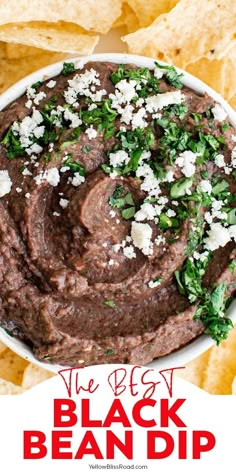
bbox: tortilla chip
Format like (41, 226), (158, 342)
(0, 41), (7, 58)
(222, 45), (236, 100)
(186, 58), (226, 98)
(202, 325), (236, 395)
(122, 0), (236, 68)
(229, 95), (236, 110)
(0, 349), (28, 385)
(0, 378), (25, 395)
(5, 43), (48, 59)
(0, 0), (122, 34)
(113, 3), (140, 33)
(175, 349), (211, 389)
(0, 22), (99, 54)
(0, 341), (7, 355)
(232, 378), (236, 394)
(22, 364), (54, 389)
(127, 0), (178, 27)
(0, 51), (69, 93)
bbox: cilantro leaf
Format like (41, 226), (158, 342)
(229, 260), (236, 274)
(104, 300), (116, 308)
(154, 62), (183, 89)
(61, 62), (75, 76)
(170, 177), (193, 198)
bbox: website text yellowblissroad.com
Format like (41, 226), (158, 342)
(88, 465), (148, 470)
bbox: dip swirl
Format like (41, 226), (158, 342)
(0, 60), (235, 366)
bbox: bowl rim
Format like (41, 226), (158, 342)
(0, 52), (235, 374)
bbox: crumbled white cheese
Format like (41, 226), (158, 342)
(60, 166), (70, 173)
(136, 163), (161, 196)
(88, 103), (97, 111)
(25, 99), (32, 109)
(215, 154), (225, 168)
(131, 221), (153, 255)
(193, 250), (209, 261)
(155, 234), (166, 246)
(229, 225), (236, 241)
(22, 168), (32, 176)
(109, 150), (129, 167)
(16, 187), (22, 193)
(211, 104), (227, 122)
(204, 211), (213, 224)
(175, 150), (198, 177)
(134, 202), (157, 221)
(145, 90), (184, 113)
(109, 210), (116, 218)
(46, 168), (60, 187)
(199, 180), (212, 194)
(64, 68), (106, 105)
(108, 259), (115, 266)
(64, 108), (82, 128)
(123, 245), (136, 259)
(166, 209), (176, 217)
(139, 150), (151, 164)
(131, 108), (147, 130)
(46, 80), (56, 89)
(115, 79), (138, 103)
(0, 170), (12, 197)
(33, 125), (45, 139)
(148, 279), (161, 288)
(85, 126), (97, 140)
(59, 198), (69, 209)
(53, 211), (60, 217)
(71, 172), (85, 187)
(204, 222), (231, 251)
(25, 193), (31, 199)
(165, 170), (175, 182)
(231, 147), (236, 167)
(153, 67), (164, 79)
(33, 91), (46, 105)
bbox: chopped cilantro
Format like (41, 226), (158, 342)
(105, 349), (114, 355)
(60, 139), (79, 149)
(62, 155), (85, 175)
(109, 185), (125, 207)
(109, 186), (135, 219)
(229, 260), (236, 274)
(165, 104), (188, 120)
(159, 213), (179, 230)
(44, 153), (52, 163)
(110, 64), (161, 97)
(43, 95), (58, 112)
(61, 62), (75, 76)
(191, 113), (202, 124)
(175, 257), (209, 303)
(82, 145), (90, 154)
(193, 282), (233, 345)
(170, 177), (193, 198)
(212, 179), (229, 196)
(1, 128), (24, 159)
(227, 208), (236, 225)
(222, 123), (229, 133)
(175, 257), (233, 344)
(32, 81), (42, 90)
(185, 217), (204, 256)
(154, 62), (183, 89)
(121, 206), (135, 220)
(104, 300), (116, 308)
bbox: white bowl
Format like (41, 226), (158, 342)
(0, 53), (235, 373)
